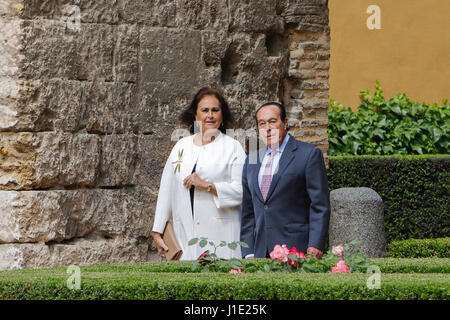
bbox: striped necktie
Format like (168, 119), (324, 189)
(260, 150), (277, 201)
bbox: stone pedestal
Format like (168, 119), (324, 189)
(329, 187), (386, 258)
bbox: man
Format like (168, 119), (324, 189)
(240, 102), (330, 259)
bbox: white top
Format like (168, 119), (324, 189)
(152, 132), (247, 260)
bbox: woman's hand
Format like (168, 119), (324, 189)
(183, 173), (208, 190)
(153, 232), (169, 255)
(183, 173), (218, 196)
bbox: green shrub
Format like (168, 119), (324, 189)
(0, 266), (448, 300)
(327, 155), (450, 243)
(328, 82), (450, 156)
(387, 238), (450, 258)
(65, 257), (450, 274)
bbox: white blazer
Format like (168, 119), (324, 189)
(152, 132), (247, 260)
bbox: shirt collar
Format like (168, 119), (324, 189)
(267, 133), (290, 156)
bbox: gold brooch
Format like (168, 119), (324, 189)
(173, 149), (183, 173)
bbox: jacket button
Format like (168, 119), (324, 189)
(264, 205), (268, 209)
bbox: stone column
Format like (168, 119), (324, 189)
(329, 187), (386, 258)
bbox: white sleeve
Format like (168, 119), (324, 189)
(212, 141), (247, 209)
(152, 150), (175, 234)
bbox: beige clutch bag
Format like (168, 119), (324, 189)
(162, 221), (183, 261)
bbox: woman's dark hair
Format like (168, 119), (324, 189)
(180, 87), (234, 134)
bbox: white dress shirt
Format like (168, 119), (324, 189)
(246, 133), (290, 259)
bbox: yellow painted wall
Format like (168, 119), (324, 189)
(329, 0), (450, 110)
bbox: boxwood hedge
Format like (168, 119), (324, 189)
(327, 155), (449, 243)
(0, 259), (448, 300)
(387, 238), (450, 258)
(70, 258), (450, 274)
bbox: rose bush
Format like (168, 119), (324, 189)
(229, 268), (243, 274)
(188, 237), (249, 272)
(332, 244), (344, 257)
(331, 260), (351, 274)
(257, 241), (370, 274)
(189, 238), (371, 274)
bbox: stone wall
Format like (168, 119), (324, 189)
(0, 0), (330, 269)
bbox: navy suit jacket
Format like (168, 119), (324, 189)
(240, 134), (331, 258)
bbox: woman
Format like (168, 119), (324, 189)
(152, 87), (246, 260)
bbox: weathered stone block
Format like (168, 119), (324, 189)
(114, 24), (138, 83)
(139, 27), (204, 100)
(299, 79), (329, 90)
(14, 79), (84, 132)
(1, 79), (139, 133)
(201, 30), (231, 66)
(0, 132), (101, 190)
(0, 19), (23, 77)
(176, 0), (228, 30)
(0, 236), (156, 270)
(20, 19), (114, 80)
(132, 135), (176, 188)
(0, 187), (155, 244)
(0, 0), (24, 17)
(221, 33), (286, 99)
(97, 134), (139, 187)
(82, 81), (139, 134)
(118, 0), (176, 26)
(138, 27), (216, 134)
(329, 187), (386, 258)
(299, 119), (328, 127)
(11, 0), (119, 23)
(288, 70), (315, 79)
(229, 0), (284, 33)
(0, 78), (21, 130)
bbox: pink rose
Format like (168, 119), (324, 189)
(198, 253), (209, 266)
(229, 268), (243, 274)
(332, 244), (344, 256)
(331, 260), (350, 274)
(287, 247), (307, 266)
(270, 244), (289, 262)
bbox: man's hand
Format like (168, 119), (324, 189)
(307, 247), (323, 260)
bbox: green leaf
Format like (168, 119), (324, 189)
(228, 242), (238, 250)
(238, 241), (250, 248)
(199, 239), (208, 248)
(200, 267), (210, 273)
(230, 260), (243, 270)
(288, 254), (299, 261)
(302, 264), (322, 273)
(188, 238), (199, 246)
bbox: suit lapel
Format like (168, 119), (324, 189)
(251, 148), (265, 203)
(264, 134), (297, 202)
